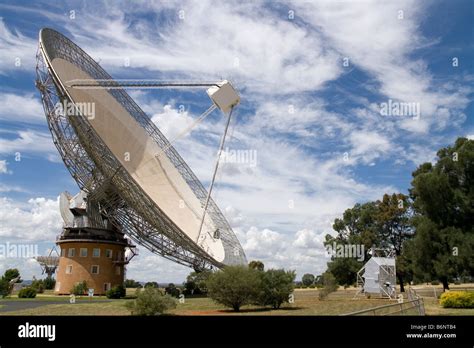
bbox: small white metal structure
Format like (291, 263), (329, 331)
(35, 247), (60, 278)
(355, 249), (396, 299)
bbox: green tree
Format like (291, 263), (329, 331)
(144, 282), (159, 288)
(257, 269), (295, 309)
(124, 279), (142, 288)
(206, 266), (261, 311)
(0, 279), (10, 298)
(3, 269), (21, 283)
(184, 270), (211, 295)
(249, 260), (265, 271)
(164, 283), (180, 298)
(43, 276), (56, 290)
(409, 138), (474, 290)
(318, 272), (338, 300)
(301, 273), (315, 286)
(324, 202), (379, 286)
(376, 193), (413, 292)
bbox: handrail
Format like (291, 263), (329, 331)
(341, 298), (423, 316)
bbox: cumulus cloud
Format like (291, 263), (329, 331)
(0, 196), (61, 242)
(0, 130), (59, 161)
(0, 92), (44, 124)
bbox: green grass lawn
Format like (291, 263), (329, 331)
(1, 287), (473, 316)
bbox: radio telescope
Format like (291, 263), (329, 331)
(35, 28), (247, 272)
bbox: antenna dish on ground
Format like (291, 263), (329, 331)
(35, 28), (247, 270)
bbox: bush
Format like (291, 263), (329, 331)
(207, 266), (261, 311)
(144, 282), (159, 288)
(70, 281), (88, 295)
(318, 272), (338, 300)
(126, 287), (176, 315)
(309, 284), (316, 289)
(431, 281), (440, 285)
(106, 285), (126, 299)
(256, 269), (295, 309)
(43, 277), (56, 290)
(31, 279), (45, 294)
(439, 291), (474, 308)
(18, 287), (37, 298)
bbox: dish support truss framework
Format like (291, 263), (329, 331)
(35, 29), (246, 271)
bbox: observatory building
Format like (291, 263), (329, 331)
(54, 191), (135, 295)
(35, 27), (246, 286)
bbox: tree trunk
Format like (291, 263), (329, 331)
(441, 277), (449, 291)
(398, 275), (405, 293)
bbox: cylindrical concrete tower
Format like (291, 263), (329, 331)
(55, 227), (129, 295)
(54, 191), (136, 296)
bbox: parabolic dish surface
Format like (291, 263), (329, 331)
(37, 28), (246, 268)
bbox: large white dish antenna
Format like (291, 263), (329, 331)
(36, 28), (246, 270)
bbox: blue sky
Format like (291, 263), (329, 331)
(0, 0), (473, 282)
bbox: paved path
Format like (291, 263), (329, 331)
(0, 299), (111, 312)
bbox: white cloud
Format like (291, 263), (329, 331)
(349, 130), (392, 165)
(0, 17), (37, 74)
(294, 0), (471, 133)
(0, 196), (61, 242)
(0, 130), (59, 161)
(293, 229), (325, 249)
(0, 92), (44, 123)
(0, 159), (11, 174)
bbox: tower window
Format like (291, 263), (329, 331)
(115, 266), (121, 275)
(80, 248), (88, 257)
(106, 249), (112, 258)
(66, 265), (73, 274)
(92, 248), (100, 258)
(68, 248), (75, 257)
(91, 265), (99, 274)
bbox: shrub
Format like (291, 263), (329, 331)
(126, 287), (176, 315)
(318, 272), (338, 300)
(43, 277), (56, 290)
(431, 281), (440, 285)
(207, 266), (261, 311)
(106, 285), (126, 299)
(18, 287), (37, 298)
(439, 291), (474, 308)
(70, 280), (88, 295)
(309, 284), (316, 289)
(31, 279), (45, 294)
(256, 269), (295, 309)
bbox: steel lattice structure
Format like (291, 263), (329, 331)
(35, 28), (246, 271)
